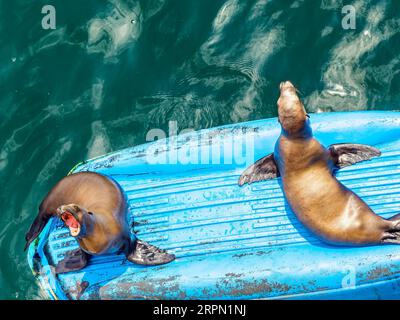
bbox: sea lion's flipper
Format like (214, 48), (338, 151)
(127, 239), (175, 266)
(382, 215), (400, 244)
(329, 143), (381, 169)
(381, 231), (400, 244)
(55, 248), (89, 274)
(24, 210), (53, 251)
(238, 153), (279, 186)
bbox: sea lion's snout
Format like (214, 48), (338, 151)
(57, 204), (83, 237)
(277, 80), (301, 111)
(277, 81), (309, 136)
(279, 81), (295, 91)
(279, 81), (298, 99)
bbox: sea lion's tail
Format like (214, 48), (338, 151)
(24, 211), (51, 251)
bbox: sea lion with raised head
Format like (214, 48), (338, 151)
(25, 171), (175, 273)
(239, 81), (400, 246)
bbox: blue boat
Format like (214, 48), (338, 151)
(27, 111), (400, 300)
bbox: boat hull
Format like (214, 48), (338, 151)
(27, 111), (400, 300)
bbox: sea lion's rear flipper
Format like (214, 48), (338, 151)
(238, 153), (279, 186)
(55, 248), (89, 274)
(329, 143), (381, 169)
(382, 214), (400, 244)
(24, 211), (52, 251)
(381, 231), (400, 244)
(127, 239), (175, 266)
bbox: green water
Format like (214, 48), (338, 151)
(0, 0), (399, 299)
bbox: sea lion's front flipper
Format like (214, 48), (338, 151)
(55, 248), (89, 274)
(127, 239), (175, 266)
(329, 143), (381, 169)
(238, 153), (279, 186)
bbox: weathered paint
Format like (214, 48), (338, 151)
(27, 111), (400, 299)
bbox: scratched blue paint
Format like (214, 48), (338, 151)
(27, 111), (400, 299)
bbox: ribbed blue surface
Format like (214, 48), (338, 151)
(28, 112), (400, 299)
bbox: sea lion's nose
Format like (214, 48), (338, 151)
(280, 81), (294, 90)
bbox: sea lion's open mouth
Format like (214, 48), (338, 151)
(60, 212), (81, 237)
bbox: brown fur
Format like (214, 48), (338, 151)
(30, 172), (129, 254)
(26, 171), (175, 268)
(276, 81), (398, 245)
(237, 81), (400, 245)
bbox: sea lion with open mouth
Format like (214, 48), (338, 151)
(25, 171), (175, 273)
(239, 81), (400, 246)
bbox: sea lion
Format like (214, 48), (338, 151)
(25, 171), (175, 273)
(239, 81), (400, 246)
